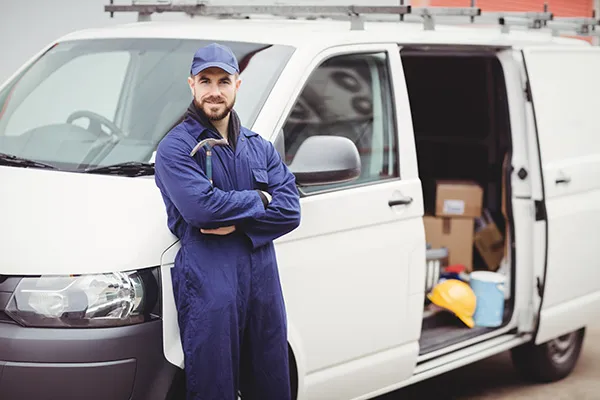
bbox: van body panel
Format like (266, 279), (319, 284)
(302, 342), (418, 400)
(343, 335), (531, 400)
(275, 147), (426, 400)
(159, 244), (183, 368)
(276, 188), (425, 368)
(409, 334), (531, 387)
(495, 49), (535, 332)
(496, 50), (531, 199)
(521, 46), (600, 344)
(251, 43), (427, 398)
(536, 291), (600, 345)
(0, 166), (172, 276)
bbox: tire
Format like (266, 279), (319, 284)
(165, 368), (186, 400)
(510, 327), (586, 383)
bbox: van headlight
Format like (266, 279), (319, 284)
(5, 269), (159, 328)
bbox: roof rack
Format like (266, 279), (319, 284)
(410, 6), (481, 31)
(104, 1), (600, 40)
(498, 14), (553, 34)
(104, 0), (483, 30)
(547, 15), (600, 37)
(105, 1), (413, 27)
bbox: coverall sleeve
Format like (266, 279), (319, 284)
(155, 137), (266, 229)
(243, 142), (301, 250)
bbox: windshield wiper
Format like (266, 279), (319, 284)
(0, 152), (57, 170)
(83, 161), (155, 177)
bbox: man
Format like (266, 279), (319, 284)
(154, 43), (301, 400)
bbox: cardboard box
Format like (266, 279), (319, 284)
(435, 180), (483, 219)
(474, 211), (505, 271)
(424, 216), (475, 272)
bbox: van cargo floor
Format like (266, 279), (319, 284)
(419, 323), (496, 355)
(419, 304), (511, 355)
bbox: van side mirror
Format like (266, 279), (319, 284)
(288, 135), (361, 187)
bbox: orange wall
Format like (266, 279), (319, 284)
(411, 0), (595, 43)
(424, 0), (594, 17)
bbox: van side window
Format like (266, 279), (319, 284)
(282, 51), (398, 193)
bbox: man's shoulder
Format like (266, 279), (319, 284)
(242, 127), (285, 167)
(157, 121), (196, 155)
(241, 126), (259, 137)
(242, 127), (271, 148)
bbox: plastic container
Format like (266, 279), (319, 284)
(469, 271), (506, 327)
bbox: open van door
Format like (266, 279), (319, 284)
(521, 46), (600, 345)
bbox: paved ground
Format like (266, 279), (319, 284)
(377, 321), (600, 400)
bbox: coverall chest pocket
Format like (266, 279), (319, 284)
(251, 168), (269, 191)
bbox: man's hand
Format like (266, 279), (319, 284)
(256, 190), (272, 209)
(201, 226), (237, 235)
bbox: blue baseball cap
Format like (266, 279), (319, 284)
(190, 43), (239, 76)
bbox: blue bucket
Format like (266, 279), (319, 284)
(469, 271), (505, 328)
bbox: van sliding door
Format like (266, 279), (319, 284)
(521, 46), (600, 345)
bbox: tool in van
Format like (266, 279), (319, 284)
(190, 138), (229, 184)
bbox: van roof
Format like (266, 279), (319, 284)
(57, 17), (591, 49)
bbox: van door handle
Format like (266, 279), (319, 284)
(389, 197), (413, 207)
(555, 177), (571, 184)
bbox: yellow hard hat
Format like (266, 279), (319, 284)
(427, 279), (477, 329)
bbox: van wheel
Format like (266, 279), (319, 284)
(165, 368), (186, 400)
(510, 328), (585, 383)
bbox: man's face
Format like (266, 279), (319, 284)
(188, 67), (241, 121)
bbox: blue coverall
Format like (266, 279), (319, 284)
(154, 115), (301, 400)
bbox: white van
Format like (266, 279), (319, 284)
(0, 3), (599, 399)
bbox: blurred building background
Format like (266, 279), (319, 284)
(417, 0), (599, 43)
(414, 0), (593, 16)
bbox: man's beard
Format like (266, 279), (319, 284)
(196, 95), (235, 121)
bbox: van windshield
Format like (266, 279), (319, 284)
(0, 38), (294, 174)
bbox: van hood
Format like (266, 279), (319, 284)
(0, 166), (176, 276)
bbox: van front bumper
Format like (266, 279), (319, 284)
(0, 319), (180, 400)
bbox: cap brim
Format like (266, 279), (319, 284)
(457, 314), (475, 329)
(191, 61), (237, 76)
